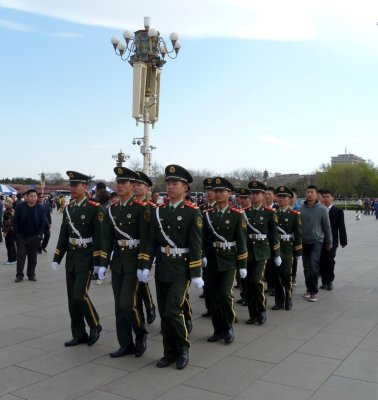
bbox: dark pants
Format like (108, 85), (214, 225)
(291, 256), (298, 279)
(156, 280), (190, 358)
(274, 256), (293, 305)
(16, 235), (39, 279)
(302, 242), (322, 294)
(319, 244), (337, 284)
(246, 259), (267, 316)
(66, 268), (99, 338)
(264, 258), (275, 290)
(38, 227), (51, 252)
(5, 232), (17, 262)
(202, 267), (211, 310)
(137, 282), (155, 323)
(207, 268), (236, 334)
(112, 270), (147, 347)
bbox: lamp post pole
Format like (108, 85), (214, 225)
(111, 17), (181, 175)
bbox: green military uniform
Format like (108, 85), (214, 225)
(203, 178), (247, 343)
(53, 171), (106, 344)
(141, 165), (202, 368)
(104, 167), (149, 357)
(274, 186), (302, 310)
(134, 170), (156, 325)
(244, 180), (280, 324)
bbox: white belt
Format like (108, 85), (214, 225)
(248, 233), (267, 240)
(280, 234), (293, 242)
(161, 246), (189, 257)
(213, 241), (236, 249)
(69, 237), (93, 247)
(117, 239), (140, 248)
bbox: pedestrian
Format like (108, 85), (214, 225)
(0, 195), (3, 243)
(2, 197), (17, 265)
(272, 186), (302, 310)
(289, 187), (299, 286)
(13, 189), (46, 282)
(37, 193), (51, 253)
(141, 164), (204, 370)
(244, 180), (281, 325)
(52, 171), (106, 347)
(319, 189), (347, 291)
(299, 185), (332, 302)
(104, 167), (149, 358)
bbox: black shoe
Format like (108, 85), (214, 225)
(207, 332), (225, 342)
(146, 307), (156, 324)
(42, 248), (47, 253)
(201, 310), (211, 318)
(15, 276), (23, 283)
(156, 356), (175, 368)
(224, 328), (234, 345)
(176, 349), (189, 370)
(65, 334), (88, 347)
(135, 334), (147, 357)
(285, 298), (293, 310)
(327, 283), (333, 291)
(199, 293), (205, 299)
(185, 319), (193, 334)
(28, 276), (37, 282)
(110, 345), (135, 358)
(87, 324), (102, 346)
(257, 312), (267, 325)
(320, 283), (328, 290)
(236, 298), (244, 304)
(37, 251), (42, 255)
(234, 283), (240, 289)
(92, 273), (99, 280)
(242, 300), (248, 307)
(271, 304), (284, 310)
(269, 290), (275, 297)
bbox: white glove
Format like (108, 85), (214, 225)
(142, 269), (150, 283)
(137, 269), (143, 282)
(274, 256), (282, 267)
(202, 257), (207, 268)
(93, 266), (100, 274)
(191, 277), (204, 289)
(239, 268), (247, 279)
(51, 262), (60, 271)
(98, 267), (106, 280)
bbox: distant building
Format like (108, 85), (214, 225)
(272, 173), (301, 184)
(331, 153), (365, 165)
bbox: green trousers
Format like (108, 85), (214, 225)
(112, 270), (147, 347)
(137, 282), (155, 322)
(66, 268), (99, 338)
(207, 269), (236, 333)
(274, 255), (293, 305)
(246, 259), (267, 316)
(155, 280), (190, 358)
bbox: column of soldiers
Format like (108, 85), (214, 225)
(52, 166), (302, 371)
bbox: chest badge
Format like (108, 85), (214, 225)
(127, 214), (131, 219)
(177, 216), (182, 221)
(81, 215), (85, 219)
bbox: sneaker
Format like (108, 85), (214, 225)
(5, 261), (17, 265)
(308, 294), (318, 302)
(303, 291), (311, 298)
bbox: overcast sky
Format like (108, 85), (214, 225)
(1, 0), (378, 181)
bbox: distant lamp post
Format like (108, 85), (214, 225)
(40, 172), (46, 194)
(111, 16), (181, 175)
(112, 149), (130, 167)
(263, 169), (269, 184)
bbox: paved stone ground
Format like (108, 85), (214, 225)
(0, 210), (377, 399)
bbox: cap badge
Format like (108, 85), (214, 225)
(253, 182), (257, 187)
(280, 186), (284, 191)
(207, 178), (212, 184)
(68, 172), (74, 178)
(169, 166), (176, 173)
(117, 167), (123, 175)
(215, 178), (221, 184)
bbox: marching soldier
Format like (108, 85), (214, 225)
(199, 177), (216, 318)
(141, 164), (204, 370)
(133, 170), (157, 325)
(52, 171), (106, 347)
(203, 177), (247, 344)
(243, 180), (281, 325)
(272, 186), (302, 310)
(235, 188), (251, 306)
(104, 167), (149, 358)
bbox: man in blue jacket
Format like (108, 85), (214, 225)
(13, 189), (46, 282)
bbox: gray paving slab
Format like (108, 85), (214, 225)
(0, 210), (376, 399)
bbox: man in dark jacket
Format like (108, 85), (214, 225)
(13, 189), (46, 282)
(319, 190), (347, 290)
(37, 193), (52, 253)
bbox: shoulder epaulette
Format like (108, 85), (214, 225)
(230, 206), (243, 214)
(184, 200), (198, 209)
(290, 209), (301, 215)
(264, 206), (275, 212)
(88, 200), (100, 207)
(206, 207), (214, 213)
(133, 199), (147, 206)
(147, 200), (157, 208)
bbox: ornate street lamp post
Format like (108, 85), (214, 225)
(111, 17), (181, 175)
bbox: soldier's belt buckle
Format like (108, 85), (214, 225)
(165, 246), (170, 256)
